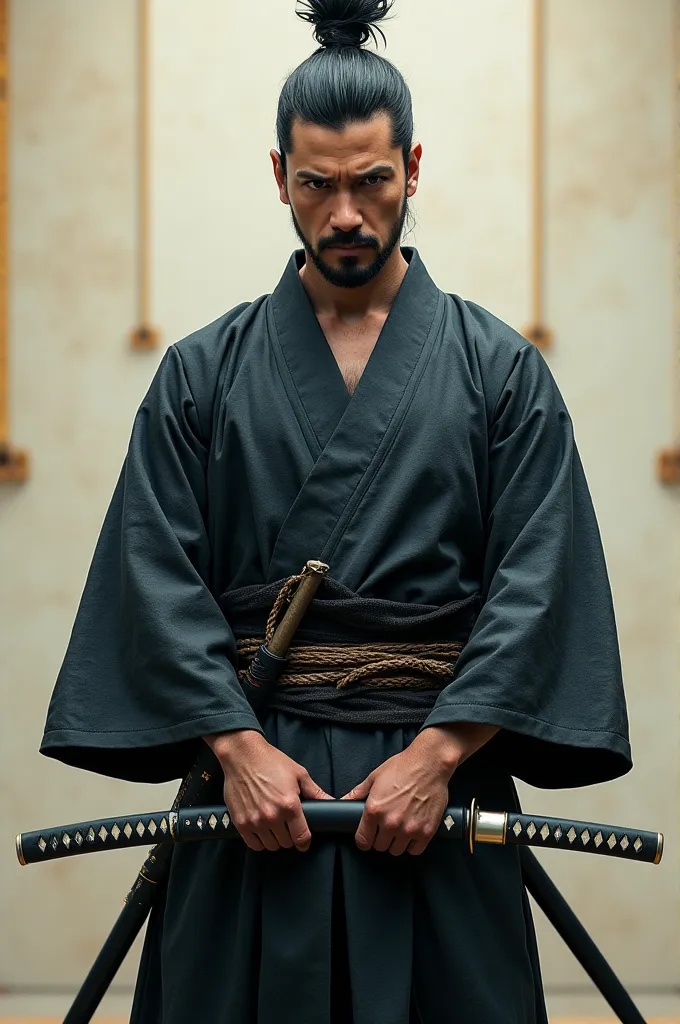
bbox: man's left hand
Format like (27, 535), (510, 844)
(339, 723), (499, 856)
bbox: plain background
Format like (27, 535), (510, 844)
(0, 0), (677, 999)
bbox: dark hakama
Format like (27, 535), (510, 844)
(41, 249), (631, 1023)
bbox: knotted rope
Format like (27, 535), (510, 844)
(236, 573), (463, 691)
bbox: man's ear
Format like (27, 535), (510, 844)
(406, 142), (422, 198)
(270, 149), (290, 206)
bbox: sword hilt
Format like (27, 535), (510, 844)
(240, 560), (329, 708)
(16, 801), (663, 867)
(467, 799), (663, 865)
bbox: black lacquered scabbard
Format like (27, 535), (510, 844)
(17, 800), (663, 867)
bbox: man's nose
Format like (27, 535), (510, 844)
(329, 194), (363, 234)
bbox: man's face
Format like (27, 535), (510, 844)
(271, 114), (420, 288)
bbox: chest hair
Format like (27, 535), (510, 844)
(319, 315), (387, 396)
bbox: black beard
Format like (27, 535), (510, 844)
(289, 194), (409, 289)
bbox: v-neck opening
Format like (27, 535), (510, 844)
(265, 246), (445, 581)
(295, 248), (416, 408)
(269, 248), (423, 452)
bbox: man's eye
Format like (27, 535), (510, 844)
(305, 180), (330, 190)
(362, 176), (386, 186)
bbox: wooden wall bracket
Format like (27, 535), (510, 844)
(523, 0), (552, 352)
(0, 0), (28, 483)
(657, 8), (680, 484)
(130, 324), (160, 351)
(0, 441), (28, 482)
(657, 447), (680, 485)
(130, 0), (159, 351)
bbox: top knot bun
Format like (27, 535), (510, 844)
(297, 0), (394, 49)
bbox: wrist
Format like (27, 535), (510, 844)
(410, 726), (464, 776)
(203, 728), (266, 767)
(413, 722), (500, 776)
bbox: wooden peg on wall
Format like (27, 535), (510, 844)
(657, 448), (680, 484)
(522, 0), (553, 351)
(130, 0), (159, 351)
(0, 0), (28, 483)
(656, 14), (680, 484)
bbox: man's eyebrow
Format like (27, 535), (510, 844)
(295, 169), (333, 181)
(355, 164), (395, 177)
(295, 164), (396, 181)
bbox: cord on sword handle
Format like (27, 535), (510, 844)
(16, 802), (663, 867)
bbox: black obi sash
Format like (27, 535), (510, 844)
(219, 578), (481, 728)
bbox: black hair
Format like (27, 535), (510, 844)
(276, 0), (413, 175)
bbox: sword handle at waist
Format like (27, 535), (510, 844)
(468, 799), (663, 865)
(16, 801), (662, 867)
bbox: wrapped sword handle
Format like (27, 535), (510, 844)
(469, 800), (663, 865)
(17, 801), (663, 867)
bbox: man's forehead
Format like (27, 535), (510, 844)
(287, 114), (399, 172)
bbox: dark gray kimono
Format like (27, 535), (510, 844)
(42, 248), (631, 1024)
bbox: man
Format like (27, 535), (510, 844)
(41, 2), (631, 1021)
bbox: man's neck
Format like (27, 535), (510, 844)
(298, 247), (410, 322)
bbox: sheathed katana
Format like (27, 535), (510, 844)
(16, 560), (664, 1024)
(16, 798), (664, 867)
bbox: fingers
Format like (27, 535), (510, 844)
(340, 775), (372, 801)
(354, 808), (379, 851)
(238, 829), (266, 852)
(405, 838), (430, 856)
(355, 805), (436, 856)
(286, 804), (313, 852)
(234, 797), (313, 853)
(298, 770), (334, 802)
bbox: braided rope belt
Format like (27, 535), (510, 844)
(236, 572), (464, 691)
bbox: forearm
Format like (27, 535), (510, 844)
(412, 722), (500, 777)
(203, 728), (266, 767)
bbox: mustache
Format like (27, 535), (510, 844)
(317, 231), (380, 252)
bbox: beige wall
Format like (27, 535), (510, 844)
(0, 0), (677, 994)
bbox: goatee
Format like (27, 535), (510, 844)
(289, 195), (409, 289)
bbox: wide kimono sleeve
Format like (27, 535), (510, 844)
(421, 336), (632, 788)
(40, 342), (264, 783)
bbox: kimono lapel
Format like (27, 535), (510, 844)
(268, 250), (351, 457)
(266, 247), (445, 583)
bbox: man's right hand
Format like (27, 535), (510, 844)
(204, 729), (333, 852)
